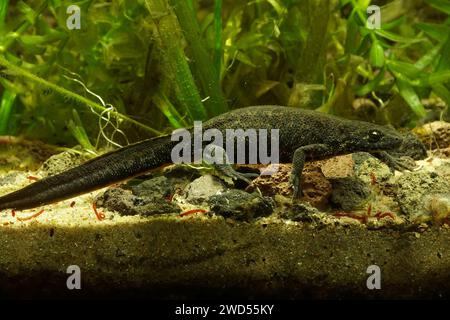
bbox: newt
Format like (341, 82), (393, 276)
(0, 105), (426, 210)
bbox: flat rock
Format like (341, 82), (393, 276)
(95, 187), (180, 216)
(208, 190), (274, 221)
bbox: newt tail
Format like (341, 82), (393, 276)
(0, 135), (174, 210)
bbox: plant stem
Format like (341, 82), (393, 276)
(145, 0), (207, 121)
(0, 0), (8, 28)
(153, 92), (189, 128)
(213, 0), (223, 81)
(0, 89), (16, 135)
(170, 0), (228, 117)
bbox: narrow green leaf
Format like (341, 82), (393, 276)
(415, 42), (444, 70)
(213, 0), (223, 79)
(370, 40), (385, 68)
(413, 70), (450, 87)
(395, 73), (427, 118)
(153, 93), (188, 129)
(169, 0), (228, 117)
(437, 35), (450, 71)
(425, 70), (450, 86)
(67, 109), (95, 153)
(375, 29), (425, 44)
(381, 16), (405, 30)
(0, 0), (8, 27)
(267, 0), (286, 15)
(0, 89), (16, 135)
(345, 11), (360, 54)
(425, 0), (450, 15)
(355, 67), (386, 96)
(416, 22), (450, 41)
(387, 60), (422, 79)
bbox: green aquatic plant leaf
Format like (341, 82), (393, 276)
(416, 22), (450, 41)
(0, 0), (8, 27)
(375, 29), (425, 45)
(213, 0), (223, 79)
(170, 0), (228, 117)
(419, 70), (450, 86)
(355, 67), (386, 96)
(380, 16), (406, 31)
(153, 93), (188, 129)
(414, 42), (444, 70)
(425, 0), (450, 15)
(67, 109), (96, 154)
(0, 54), (162, 135)
(437, 35), (450, 72)
(387, 60), (422, 80)
(145, 0), (207, 122)
(0, 89), (16, 135)
(394, 72), (427, 118)
(370, 40), (385, 68)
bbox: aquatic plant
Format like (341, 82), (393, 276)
(0, 0), (449, 150)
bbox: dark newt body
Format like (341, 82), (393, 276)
(0, 106), (422, 211)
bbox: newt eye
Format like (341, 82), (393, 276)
(368, 130), (382, 143)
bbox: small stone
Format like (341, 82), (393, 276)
(352, 152), (392, 184)
(131, 176), (174, 200)
(39, 151), (88, 177)
(184, 175), (226, 205)
(96, 187), (180, 216)
(281, 202), (320, 222)
(330, 178), (371, 211)
(208, 190), (274, 221)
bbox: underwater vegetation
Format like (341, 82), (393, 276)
(0, 0), (449, 150)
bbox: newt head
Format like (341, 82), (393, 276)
(329, 120), (404, 153)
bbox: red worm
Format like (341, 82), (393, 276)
(179, 209), (207, 217)
(92, 203), (105, 221)
(16, 209), (45, 222)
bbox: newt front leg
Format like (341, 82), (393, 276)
(290, 144), (330, 198)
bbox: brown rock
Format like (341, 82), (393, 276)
(246, 162), (332, 210)
(320, 155), (355, 179)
